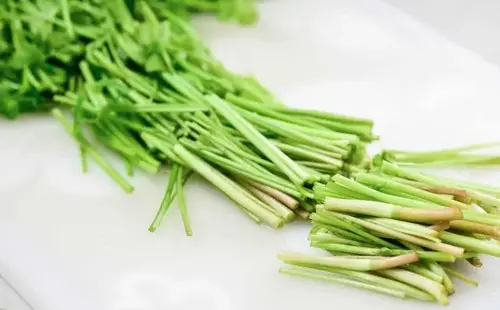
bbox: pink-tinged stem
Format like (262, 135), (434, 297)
(294, 208), (311, 220)
(450, 220), (500, 238)
(428, 222), (450, 231)
(248, 181), (299, 209)
(277, 252), (418, 271)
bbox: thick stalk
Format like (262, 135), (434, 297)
(324, 198), (462, 222)
(323, 211), (465, 257)
(277, 252), (418, 271)
(438, 231), (500, 256)
(450, 220), (500, 238)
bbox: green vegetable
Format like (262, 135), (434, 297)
(3, 1), (500, 306)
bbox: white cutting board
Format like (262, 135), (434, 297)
(1, 0), (500, 309)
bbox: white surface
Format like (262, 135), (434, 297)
(385, 0), (500, 67)
(2, 0), (500, 309)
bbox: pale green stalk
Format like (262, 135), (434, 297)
(248, 181), (299, 209)
(323, 210), (465, 257)
(173, 144), (283, 228)
(427, 262), (454, 295)
(404, 264), (444, 283)
(176, 166), (192, 236)
(287, 262), (433, 301)
(52, 109), (134, 193)
(149, 165), (180, 232)
(438, 231), (500, 256)
(365, 218), (442, 243)
(206, 95), (310, 185)
(355, 172), (469, 209)
(277, 252), (419, 271)
(271, 141), (343, 167)
(441, 266), (478, 287)
(310, 242), (455, 262)
(323, 198), (462, 222)
(309, 233), (373, 247)
(313, 210), (398, 248)
(279, 267), (406, 299)
(243, 183), (295, 222)
(377, 269), (448, 305)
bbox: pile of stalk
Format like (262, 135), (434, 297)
(1, 0), (500, 305)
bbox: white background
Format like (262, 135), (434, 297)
(1, 0), (500, 309)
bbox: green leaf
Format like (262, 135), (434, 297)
(8, 43), (45, 69)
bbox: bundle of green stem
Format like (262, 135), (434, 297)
(279, 161), (500, 305)
(0, 0), (375, 232)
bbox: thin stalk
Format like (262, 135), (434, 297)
(383, 142), (500, 163)
(286, 262), (433, 301)
(324, 183), (373, 200)
(238, 109), (360, 142)
(404, 264), (444, 283)
(149, 165), (180, 232)
(247, 181), (299, 209)
(377, 269), (448, 305)
(111, 103), (210, 113)
(243, 183), (295, 223)
(177, 166), (192, 236)
(296, 161), (341, 173)
(310, 242), (455, 262)
(309, 233), (374, 247)
(268, 106), (374, 126)
(441, 266), (478, 287)
(241, 109), (354, 154)
(271, 141), (343, 167)
(191, 147), (304, 198)
(381, 161), (500, 197)
(206, 95), (310, 185)
(314, 210), (399, 249)
(310, 221), (374, 244)
(80, 146), (88, 173)
(279, 267), (405, 299)
(52, 109), (134, 193)
(385, 176), (470, 202)
(294, 143), (348, 159)
(365, 219), (442, 243)
(427, 262), (454, 295)
(123, 156), (134, 177)
(173, 144), (283, 228)
(438, 231), (500, 256)
(355, 172), (469, 209)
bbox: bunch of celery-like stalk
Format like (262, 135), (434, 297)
(2, 0), (500, 305)
(279, 160), (500, 305)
